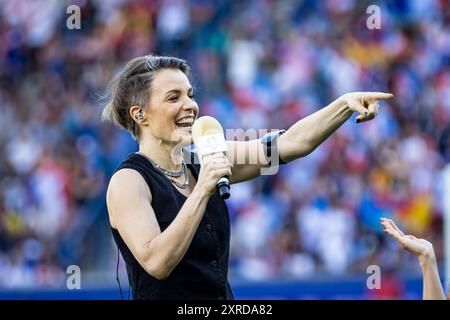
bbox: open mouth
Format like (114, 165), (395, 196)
(175, 117), (194, 129)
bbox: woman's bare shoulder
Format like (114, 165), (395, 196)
(106, 168), (153, 227)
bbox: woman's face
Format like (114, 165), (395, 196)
(145, 68), (199, 147)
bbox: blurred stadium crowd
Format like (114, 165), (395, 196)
(0, 0), (449, 294)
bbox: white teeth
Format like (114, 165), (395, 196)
(175, 117), (194, 127)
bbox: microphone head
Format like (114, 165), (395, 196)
(192, 116), (224, 143)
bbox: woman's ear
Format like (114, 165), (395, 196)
(130, 106), (147, 124)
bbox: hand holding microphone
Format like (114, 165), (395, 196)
(192, 116), (232, 199)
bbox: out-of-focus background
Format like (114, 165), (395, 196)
(0, 0), (449, 299)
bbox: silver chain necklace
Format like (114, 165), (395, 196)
(169, 172), (189, 189)
(136, 152), (189, 189)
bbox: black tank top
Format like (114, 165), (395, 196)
(110, 151), (234, 300)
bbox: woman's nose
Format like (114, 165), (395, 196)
(183, 98), (198, 111)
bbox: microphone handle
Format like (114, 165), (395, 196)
(217, 177), (230, 199)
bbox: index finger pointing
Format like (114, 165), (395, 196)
(363, 92), (394, 100)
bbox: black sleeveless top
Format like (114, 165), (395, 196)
(110, 152), (234, 300)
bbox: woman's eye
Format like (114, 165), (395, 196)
(169, 94), (194, 102)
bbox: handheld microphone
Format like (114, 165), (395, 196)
(192, 116), (230, 199)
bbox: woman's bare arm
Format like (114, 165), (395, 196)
(107, 169), (210, 280)
(227, 92), (393, 183)
(381, 218), (446, 300)
(107, 154), (231, 280)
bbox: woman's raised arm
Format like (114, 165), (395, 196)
(226, 92), (393, 184)
(381, 217), (446, 300)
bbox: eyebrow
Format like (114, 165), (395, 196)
(164, 87), (193, 98)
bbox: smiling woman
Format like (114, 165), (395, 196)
(103, 54), (234, 299)
(102, 54), (393, 300)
